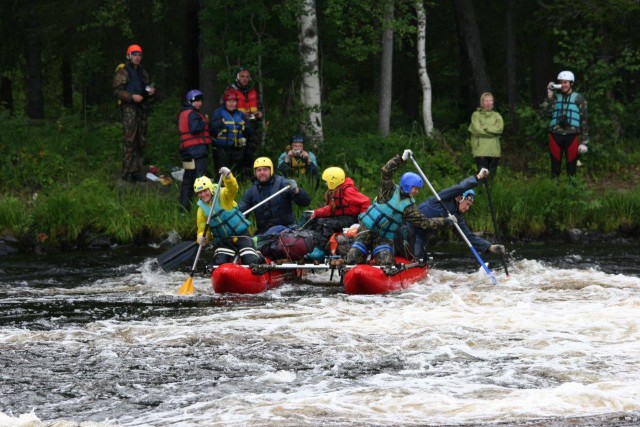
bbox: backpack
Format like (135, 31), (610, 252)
(257, 226), (314, 261)
(276, 228), (315, 260)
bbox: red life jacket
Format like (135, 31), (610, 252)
(230, 87), (259, 114)
(178, 109), (211, 149)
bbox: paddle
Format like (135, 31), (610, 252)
(483, 177), (510, 277)
(157, 240), (199, 272)
(408, 155), (498, 285)
(158, 184), (292, 273)
(178, 175), (224, 295)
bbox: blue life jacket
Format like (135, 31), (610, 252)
(215, 109), (245, 147)
(549, 92), (581, 130)
(123, 63), (145, 96)
(359, 185), (413, 239)
(197, 199), (250, 239)
(241, 175), (297, 234)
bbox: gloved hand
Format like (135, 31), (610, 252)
(219, 167), (231, 177)
(489, 244), (506, 254)
(198, 236), (207, 247)
(288, 179), (298, 191)
(445, 213), (458, 225)
(402, 149), (413, 161)
(477, 168), (489, 180)
(578, 143), (588, 154)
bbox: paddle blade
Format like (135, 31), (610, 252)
(157, 241), (199, 272)
(177, 276), (195, 295)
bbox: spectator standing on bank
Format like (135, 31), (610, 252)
(113, 44), (156, 183)
(227, 67), (263, 177)
(468, 92), (504, 177)
(178, 89), (211, 211)
(277, 135), (319, 178)
(542, 70), (589, 177)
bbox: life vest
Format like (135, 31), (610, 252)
(549, 92), (581, 130)
(232, 85), (259, 115)
(290, 156), (309, 175)
(178, 109), (211, 149)
(197, 199), (250, 238)
(328, 186), (350, 216)
(123, 63), (146, 96)
(215, 109), (245, 147)
(359, 186), (413, 239)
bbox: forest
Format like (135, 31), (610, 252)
(1, 0), (640, 249)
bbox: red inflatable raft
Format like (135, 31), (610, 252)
(343, 256), (428, 295)
(212, 263), (304, 294)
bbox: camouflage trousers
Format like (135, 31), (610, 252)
(345, 224), (395, 266)
(120, 104), (148, 176)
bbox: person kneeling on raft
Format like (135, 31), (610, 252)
(346, 150), (451, 266)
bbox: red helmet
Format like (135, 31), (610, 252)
(223, 90), (238, 101)
(126, 44), (143, 57)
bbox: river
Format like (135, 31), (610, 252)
(1, 239), (640, 426)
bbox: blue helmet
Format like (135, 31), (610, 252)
(185, 89), (203, 104)
(462, 189), (476, 202)
(400, 172), (423, 194)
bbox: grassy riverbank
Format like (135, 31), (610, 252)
(1, 99), (639, 252)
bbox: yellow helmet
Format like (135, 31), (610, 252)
(253, 157), (273, 175)
(193, 176), (217, 193)
(322, 167), (346, 190)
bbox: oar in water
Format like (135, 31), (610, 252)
(177, 183), (293, 295)
(408, 155), (498, 285)
(483, 176), (510, 277)
(178, 175), (224, 295)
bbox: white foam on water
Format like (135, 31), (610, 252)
(3, 257), (640, 426)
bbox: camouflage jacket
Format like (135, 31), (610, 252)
(112, 62), (152, 104)
(377, 154), (446, 230)
(541, 90), (588, 141)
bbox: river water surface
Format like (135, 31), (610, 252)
(1, 240), (640, 426)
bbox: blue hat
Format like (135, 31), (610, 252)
(291, 135), (304, 144)
(462, 189), (476, 201)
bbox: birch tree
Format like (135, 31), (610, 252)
(415, 1), (433, 134)
(378, 0), (394, 137)
(298, 0), (323, 144)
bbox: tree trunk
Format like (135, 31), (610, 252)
(453, 0), (491, 99)
(182, 0), (201, 93)
(1, 77), (14, 113)
(415, 1), (433, 135)
(62, 56), (73, 110)
(299, 0), (324, 146)
(378, 0), (394, 137)
(505, 0), (517, 130)
(250, 12), (267, 147)
(199, 1), (217, 114)
(26, 25), (44, 119)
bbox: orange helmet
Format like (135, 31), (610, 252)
(223, 89), (238, 101)
(126, 44), (143, 58)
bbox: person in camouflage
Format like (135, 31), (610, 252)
(345, 150), (449, 266)
(113, 44), (156, 183)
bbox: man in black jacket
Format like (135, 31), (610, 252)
(238, 157), (311, 235)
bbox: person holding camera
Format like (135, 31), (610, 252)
(113, 44), (156, 183)
(277, 135), (319, 178)
(542, 70), (589, 177)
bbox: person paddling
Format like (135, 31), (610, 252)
(413, 168), (505, 259)
(194, 169), (262, 266)
(345, 150), (449, 267)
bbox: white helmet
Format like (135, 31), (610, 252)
(557, 70), (575, 82)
